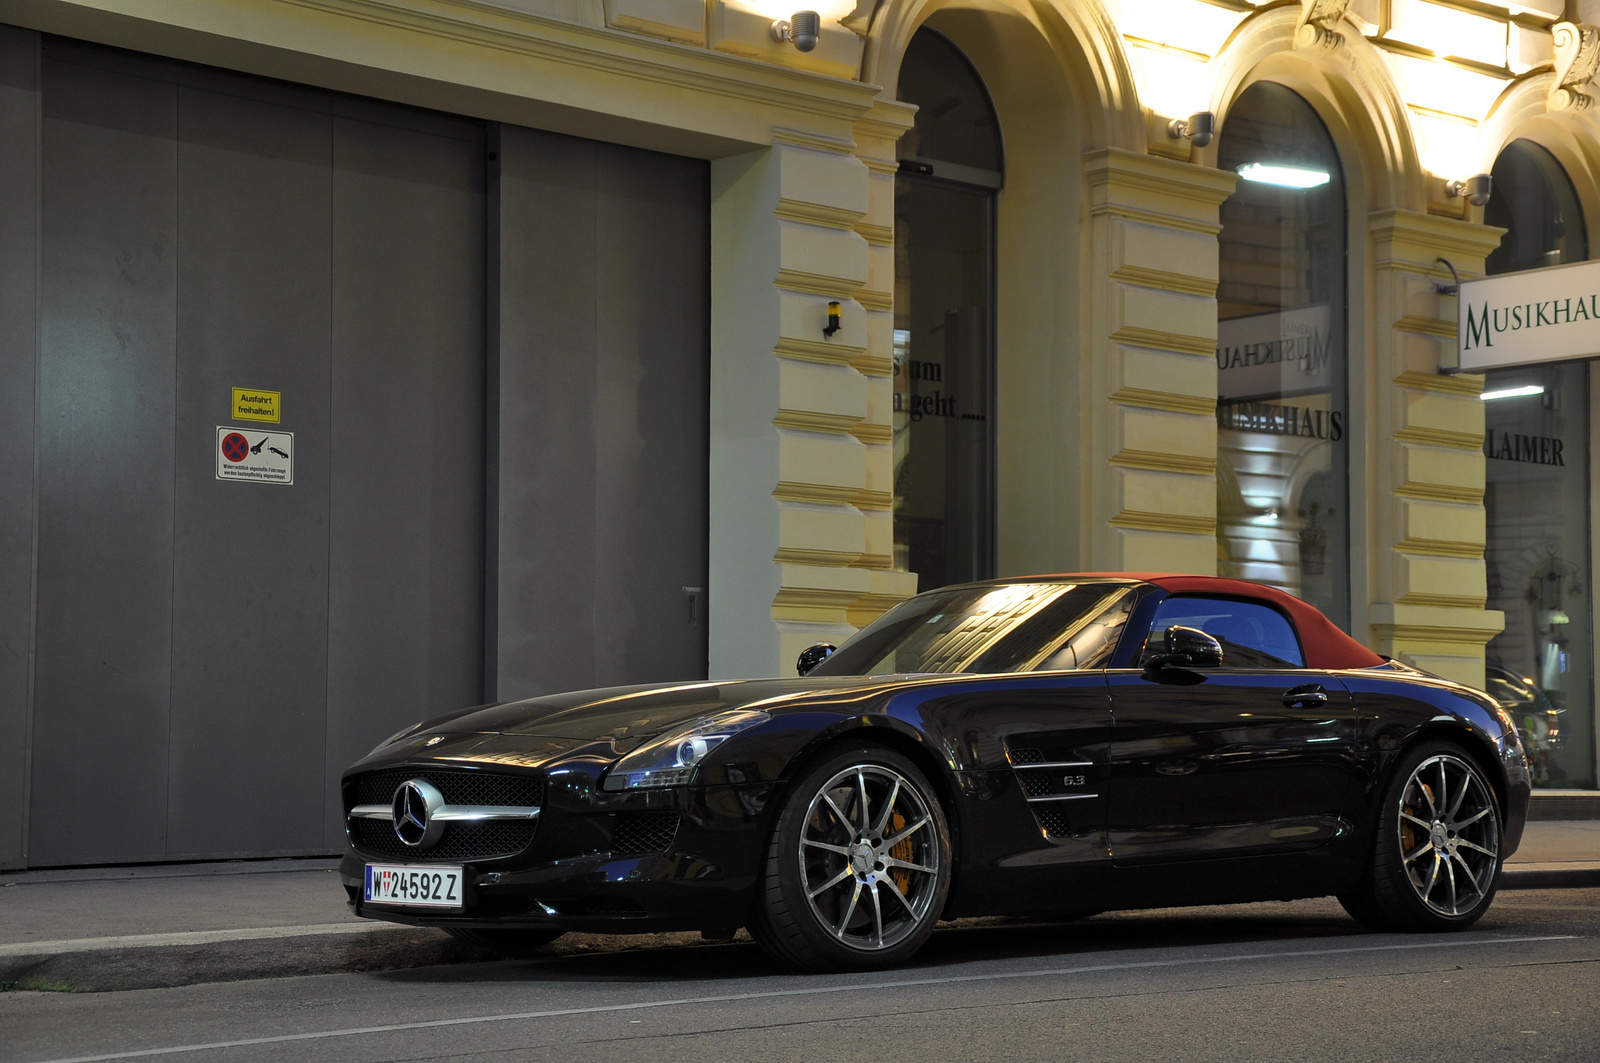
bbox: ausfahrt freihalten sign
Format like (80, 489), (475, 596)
(1458, 258), (1600, 372)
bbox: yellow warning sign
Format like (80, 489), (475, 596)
(232, 388), (280, 423)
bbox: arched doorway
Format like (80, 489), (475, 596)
(1480, 138), (1595, 789)
(893, 28), (1002, 592)
(1214, 81), (1350, 628)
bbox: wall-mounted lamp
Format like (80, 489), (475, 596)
(824, 300), (841, 338)
(770, 10), (821, 52)
(1446, 173), (1493, 207)
(1166, 111), (1215, 148)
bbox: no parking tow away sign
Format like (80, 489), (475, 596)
(217, 427), (293, 484)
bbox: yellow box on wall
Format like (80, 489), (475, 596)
(232, 388), (280, 423)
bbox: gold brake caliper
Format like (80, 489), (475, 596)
(1401, 783), (1434, 856)
(889, 810), (913, 893)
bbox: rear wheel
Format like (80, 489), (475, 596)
(1339, 740), (1502, 931)
(444, 927), (565, 957)
(751, 745), (952, 971)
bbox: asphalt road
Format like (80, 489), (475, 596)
(4, 890), (1597, 1063)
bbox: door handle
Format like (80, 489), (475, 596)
(1281, 683), (1329, 707)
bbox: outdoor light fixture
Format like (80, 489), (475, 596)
(1446, 173), (1493, 207)
(1481, 385), (1546, 401)
(771, 10), (821, 52)
(1166, 111), (1215, 148)
(1237, 162), (1330, 189)
(824, 300), (842, 337)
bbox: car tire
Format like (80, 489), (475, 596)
(750, 743), (952, 971)
(1339, 739), (1502, 932)
(444, 927), (565, 957)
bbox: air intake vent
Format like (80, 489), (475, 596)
(1035, 807), (1073, 839)
(612, 812), (680, 855)
(1015, 769), (1057, 798)
(1007, 747), (1045, 765)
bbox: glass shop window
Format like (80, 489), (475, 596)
(893, 29), (1000, 592)
(1215, 83), (1350, 628)
(1482, 140), (1595, 789)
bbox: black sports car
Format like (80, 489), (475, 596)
(340, 574), (1531, 970)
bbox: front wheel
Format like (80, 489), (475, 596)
(751, 745), (952, 971)
(1340, 740), (1502, 931)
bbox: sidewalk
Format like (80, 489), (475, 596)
(0, 858), (471, 993)
(3, 823), (1595, 993)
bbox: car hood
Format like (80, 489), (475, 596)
(422, 675), (894, 745)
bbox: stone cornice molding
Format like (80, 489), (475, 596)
(1367, 208), (1506, 265)
(1, 0), (884, 141)
(281, 0), (885, 113)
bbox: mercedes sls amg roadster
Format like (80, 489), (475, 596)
(340, 574), (1530, 970)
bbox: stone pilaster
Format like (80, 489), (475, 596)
(1082, 150), (1237, 573)
(1366, 210), (1505, 687)
(846, 102), (920, 628)
(710, 126), (912, 679)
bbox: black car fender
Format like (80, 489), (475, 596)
(1341, 671), (1529, 856)
(700, 702), (966, 885)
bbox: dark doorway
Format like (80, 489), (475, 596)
(894, 29), (1002, 592)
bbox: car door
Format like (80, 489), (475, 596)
(902, 587), (1135, 890)
(1104, 595), (1362, 864)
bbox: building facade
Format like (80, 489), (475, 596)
(2, 0), (1598, 868)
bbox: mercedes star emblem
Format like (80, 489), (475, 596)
(391, 778), (447, 848)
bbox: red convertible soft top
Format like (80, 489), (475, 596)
(1044, 572), (1386, 670)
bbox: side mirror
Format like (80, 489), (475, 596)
(1148, 625), (1223, 670)
(797, 642), (836, 676)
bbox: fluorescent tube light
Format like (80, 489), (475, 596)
(1236, 163), (1330, 189)
(1480, 385), (1545, 401)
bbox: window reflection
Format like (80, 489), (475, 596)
(1215, 83), (1350, 627)
(1481, 144), (1594, 787)
(811, 583), (1133, 677)
(893, 29), (1000, 592)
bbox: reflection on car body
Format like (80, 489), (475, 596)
(340, 573), (1531, 971)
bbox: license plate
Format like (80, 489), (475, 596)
(364, 864), (464, 909)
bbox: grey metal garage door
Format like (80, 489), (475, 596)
(0, 29), (711, 868)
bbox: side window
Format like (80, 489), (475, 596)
(1141, 596), (1305, 669)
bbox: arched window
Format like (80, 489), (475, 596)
(893, 29), (1001, 592)
(1485, 139), (1588, 274)
(1481, 139), (1595, 789)
(1214, 82), (1350, 627)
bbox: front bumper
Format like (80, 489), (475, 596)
(342, 779), (779, 934)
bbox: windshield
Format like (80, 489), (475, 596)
(811, 582), (1135, 677)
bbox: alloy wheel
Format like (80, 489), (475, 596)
(797, 764), (942, 952)
(1395, 753), (1501, 917)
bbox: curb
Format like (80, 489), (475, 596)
(0, 926), (476, 993)
(1501, 867), (1600, 890)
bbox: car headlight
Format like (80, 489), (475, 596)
(602, 710), (771, 791)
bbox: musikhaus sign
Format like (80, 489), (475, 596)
(1457, 258), (1600, 372)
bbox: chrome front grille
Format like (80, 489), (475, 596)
(353, 770), (544, 809)
(345, 768), (545, 863)
(351, 817), (538, 862)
